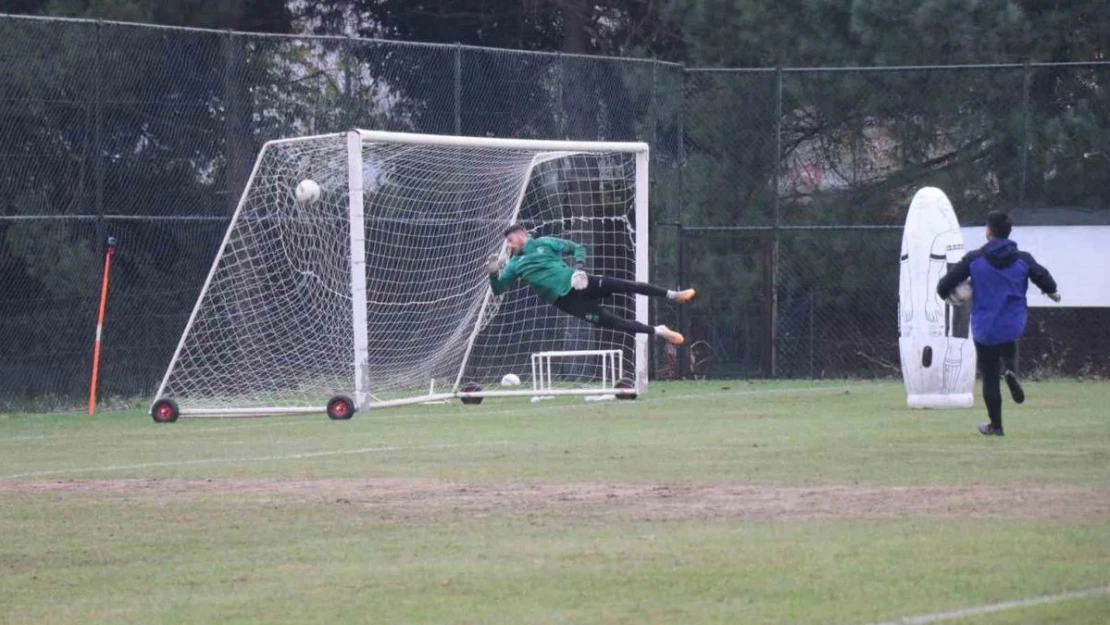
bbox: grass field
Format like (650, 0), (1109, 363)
(2, 379), (1109, 624)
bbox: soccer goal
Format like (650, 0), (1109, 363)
(150, 130), (649, 420)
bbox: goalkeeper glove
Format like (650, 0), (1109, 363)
(570, 270), (588, 291)
(1046, 292), (1062, 303)
(484, 254), (502, 275)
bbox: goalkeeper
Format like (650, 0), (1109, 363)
(486, 225), (694, 345)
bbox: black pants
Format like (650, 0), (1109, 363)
(553, 275), (666, 335)
(976, 341), (1016, 427)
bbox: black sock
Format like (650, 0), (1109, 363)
(596, 309), (655, 335)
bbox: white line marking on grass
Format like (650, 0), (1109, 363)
(863, 585), (1110, 625)
(0, 440), (510, 480)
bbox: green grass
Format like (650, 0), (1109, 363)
(1, 379), (1109, 624)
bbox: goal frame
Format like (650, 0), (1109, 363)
(152, 129), (650, 417)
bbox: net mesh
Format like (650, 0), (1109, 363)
(156, 133), (642, 412)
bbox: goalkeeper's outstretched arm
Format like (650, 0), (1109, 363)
(486, 255), (518, 295)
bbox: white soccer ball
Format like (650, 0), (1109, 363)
(295, 179), (321, 204)
(500, 373), (521, 387)
(951, 280), (973, 305)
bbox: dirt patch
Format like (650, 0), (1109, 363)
(3, 479), (1108, 522)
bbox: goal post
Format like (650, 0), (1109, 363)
(151, 130), (650, 419)
(347, 131), (370, 410)
(633, 147), (650, 393)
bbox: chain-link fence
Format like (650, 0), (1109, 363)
(678, 64), (1110, 380)
(1, 14), (1108, 410)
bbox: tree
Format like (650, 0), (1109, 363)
(0, 1), (294, 407)
(667, 0), (1109, 375)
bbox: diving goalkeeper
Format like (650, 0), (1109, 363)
(485, 225), (694, 345)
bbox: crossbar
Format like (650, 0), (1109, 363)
(356, 129), (648, 154)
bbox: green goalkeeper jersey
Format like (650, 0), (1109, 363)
(489, 236), (586, 302)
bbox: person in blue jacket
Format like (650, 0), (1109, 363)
(937, 211), (1060, 436)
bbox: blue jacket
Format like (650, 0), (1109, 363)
(937, 238), (1057, 346)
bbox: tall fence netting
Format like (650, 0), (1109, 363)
(0, 15), (1107, 409)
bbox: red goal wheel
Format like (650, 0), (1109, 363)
(327, 396), (355, 420)
(459, 384), (483, 405)
(151, 399), (179, 423)
(616, 380), (638, 400)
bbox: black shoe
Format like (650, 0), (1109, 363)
(978, 423), (1004, 436)
(1004, 370), (1025, 404)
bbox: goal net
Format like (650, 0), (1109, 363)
(153, 130), (649, 417)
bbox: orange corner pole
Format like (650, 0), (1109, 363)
(89, 237), (117, 415)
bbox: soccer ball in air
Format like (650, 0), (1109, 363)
(500, 373), (522, 387)
(295, 179), (321, 204)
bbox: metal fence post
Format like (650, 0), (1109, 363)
(1016, 61), (1033, 373)
(343, 36), (354, 128)
(809, 290), (816, 378)
(677, 67), (686, 229)
(677, 223), (688, 378)
(650, 61), (658, 149)
(454, 43), (462, 135)
(676, 67), (689, 378)
(1019, 60), (1031, 209)
(222, 30), (237, 212)
(557, 52), (566, 139)
(770, 68), (783, 378)
(94, 20), (104, 228)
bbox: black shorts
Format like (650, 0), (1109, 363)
(552, 275), (616, 322)
(550, 275), (658, 335)
(553, 289), (605, 323)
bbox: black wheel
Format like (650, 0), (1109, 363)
(327, 395), (355, 420)
(151, 399), (179, 423)
(616, 380), (638, 400)
(460, 384), (483, 405)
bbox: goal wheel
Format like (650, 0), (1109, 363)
(327, 396), (355, 420)
(151, 399), (179, 423)
(615, 380), (638, 400)
(460, 384), (483, 405)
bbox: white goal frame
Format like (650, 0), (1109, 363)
(152, 130), (650, 417)
(532, 350), (623, 395)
